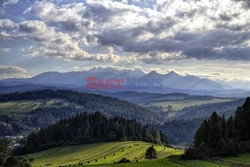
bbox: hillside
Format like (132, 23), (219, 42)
(27, 141), (250, 167)
(15, 112), (165, 154)
(0, 89), (160, 136)
(27, 141), (183, 167)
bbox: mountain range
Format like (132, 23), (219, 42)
(0, 67), (249, 97)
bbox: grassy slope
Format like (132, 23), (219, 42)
(0, 99), (82, 116)
(147, 98), (234, 111)
(0, 97), (234, 116)
(28, 141), (183, 167)
(28, 141), (250, 167)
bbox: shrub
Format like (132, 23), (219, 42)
(117, 158), (130, 163)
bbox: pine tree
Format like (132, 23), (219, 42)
(226, 116), (235, 139)
(216, 139), (229, 157)
(221, 115), (227, 140)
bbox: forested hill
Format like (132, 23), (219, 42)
(183, 97), (250, 159)
(0, 89), (160, 136)
(14, 112), (166, 154)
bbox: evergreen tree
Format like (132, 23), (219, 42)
(145, 145), (157, 159)
(184, 97), (250, 159)
(14, 112), (164, 155)
(221, 115), (227, 139)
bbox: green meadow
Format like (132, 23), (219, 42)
(28, 141), (250, 167)
(28, 141), (183, 167)
(146, 98), (233, 111)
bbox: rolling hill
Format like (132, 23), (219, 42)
(0, 89), (160, 136)
(27, 141), (183, 167)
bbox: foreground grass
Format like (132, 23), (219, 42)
(28, 141), (183, 167)
(86, 154), (250, 167)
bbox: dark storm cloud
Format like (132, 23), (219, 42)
(97, 25), (250, 62)
(83, 2), (132, 23)
(181, 30), (250, 61)
(97, 27), (180, 53)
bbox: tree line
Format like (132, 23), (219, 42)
(0, 89), (162, 137)
(183, 97), (250, 159)
(14, 112), (166, 155)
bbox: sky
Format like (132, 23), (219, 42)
(0, 0), (250, 88)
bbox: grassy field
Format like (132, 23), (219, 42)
(0, 97), (234, 118)
(80, 154), (250, 167)
(28, 141), (250, 167)
(28, 141), (183, 167)
(146, 98), (234, 111)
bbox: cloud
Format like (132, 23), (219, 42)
(17, 20), (119, 62)
(0, 19), (15, 28)
(1, 0), (19, 6)
(0, 66), (28, 79)
(1, 0), (250, 66)
(0, 47), (11, 55)
(26, 1), (86, 32)
(0, 0), (20, 15)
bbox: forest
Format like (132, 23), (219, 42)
(14, 112), (166, 155)
(183, 97), (250, 159)
(0, 89), (161, 136)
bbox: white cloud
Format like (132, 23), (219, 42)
(0, 47), (11, 54)
(0, 19), (15, 28)
(2, 0), (19, 6)
(0, 65), (29, 79)
(1, 0), (250, 83)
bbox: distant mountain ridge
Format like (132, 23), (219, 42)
(141, 70), (223, 90)
(0, 67), (222, 89)
(0, 67), (249, 97)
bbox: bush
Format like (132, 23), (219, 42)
(117, 158), (130, 163)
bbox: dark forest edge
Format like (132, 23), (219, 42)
(182, 97), (250, 159)
(13, 112), (166, 155)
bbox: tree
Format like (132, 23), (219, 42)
(145, 145), (157, 159)
(0, 138), (12, 166)
(5, 156), (19, 167)
(0, 153), (5, 166)
(184, 97), (250, 159)
(216, 139), (229, 157)
(221, 115), (227, 139)
(14, 112), (165, 154)
(0, 138), (12, 156)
